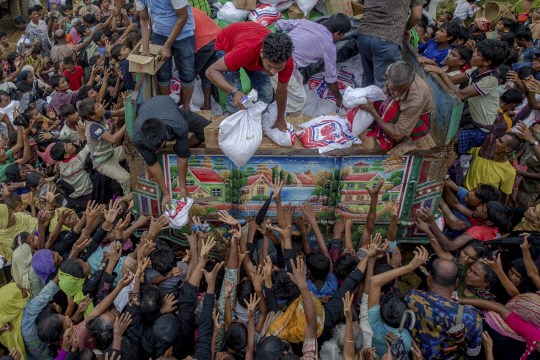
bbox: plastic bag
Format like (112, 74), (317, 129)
(342, 85), (386, 137)
(307, 68), (358, 102)
(217, 2), (250, 23)
(297, 114), (360, 154)
(164, 197), (194, 229)
(218, 90), (267, 167)
(275, 0), (294, 11)
(262, 102), (296, 147)
(248, 4), (282, 26)
(296, 0), (319, 16)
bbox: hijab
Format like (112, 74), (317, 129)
(468, 17), (491, 36)
(510, 258), (540, 293)
(11, 243), (33, 292)
(16, 70), (29, 84)
(0, 283), (30, 359)
(58, 270), (94, 318)
(513, 205), (540, 232)
(0, 204), (39, 261)
(32, 249), (56, 285)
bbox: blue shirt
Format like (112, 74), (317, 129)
(445, 186), (472, 239)
(368, 305), (412, 359)
(307, 272), (339, 298)
(22, 281), (60, 360)
(119, 59), (135, 91)
(512, 46), (539, 71)
(418, 39), (452, 68)
(134, 0), (194, 41)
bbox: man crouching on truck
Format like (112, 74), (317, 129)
(206, 22), (294, 131)
(132, 96), (211, 212)
(360, 61), (435, 156)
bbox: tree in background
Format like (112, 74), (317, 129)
(188, 156), (201, 167)
(287, 173), (294, 185)
(213, 158), (228, 172)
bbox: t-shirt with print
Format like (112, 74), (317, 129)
(418, 39), (452, 67)
(465, 68), (500, 127)
(463, 147), (516, 194)
(368, 305), (412, 359)
(85, 110), (113, 169)
(405, 289), (483, 360)
(215, 22), (294, 84)
(59, 122), (83, 142)
(0, 149), (15, 182)
(62, 66), (85, 91)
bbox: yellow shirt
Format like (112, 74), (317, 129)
(500, 108), (512, 132)
(463, 147), (516, 195)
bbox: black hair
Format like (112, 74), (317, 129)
(441, 22), (460, 44)
(374, 264), (395, 294)
(34, 4), (43, 10)
(83, 14), (95, 25)
(27, 6), (38, 15)
(78, 85), (92, 100)
(518, 66), (538, 80)
(63, 4), (73, 10)
(454, 45), (473, 63)
(5, 163), (21, 183)
(505, 49), (520, 67)
(150, 243), (176, 276)
(13, 15), (28, 25)
(198, 262), (225, 295)
(88, 54), (102, 67)
(505, 132), (522, 150)
(442, 11), (453, 20)
(123, 2), (134, 10)
(79, 98), (97, 120)
(272, 269), (300, 300)
(50, 141), (66, 161)
(140, 285), (164, 323)
(323, 13), (351, 34)
(49, 74), (65, 90)
(103, 29), (112, 39)
(5, 192), (22, 210)
(426, 25), (438, 39)
(380, 293), (408, 328)
(60, 103), (77, 118)
(306, 252), (330, 280)
(515, 27), (533, 42)
(31, 45), (41, 55)
(476, 39), (508, 69)
(334, 253), (359, 280)
(75, 25), (88, 36)
(262, 33), (294, 64)
(486, 201), (518, 226)
(502, 88), (525, 105)
(455, 25), (470, 44)
(277, 355), (300, 360)
(16, 81), (31, 93)
(0, 90), (9, 101)
(236, 279), (256, 309)
(126, 31), (142, 50)
(25, 171), (43, 191)
(110, 43), (124, 60)
(498, 65), (511, 84)
(224, 322), (248, 351)
(139, 118), (167, 152)
(476, 184), (502, 203)
(499, 17), (514, 30)
(416, 21), (427, 33)
(0, 31), (6, 39)
(12, 231), (30, 250)
(78, 348), (97, 360)
(499, 32), (515, 47)
(63, 56), (74, 65)
(36, 304), (64, 342)
(430, 258), (458, 287)
(86, 316), (115, 350)
(476, 260), (498, 288)
(59, 257), (85, 278)
(464, 239), (490, 259)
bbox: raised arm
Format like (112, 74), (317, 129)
(387, 199), (399, 243)
(417, 207), (473, 252)
(415, 216), (453, 261)
(342, 291), (356, 360)
(300, 202), (333, 273)
(360, 178), (384, 248)
(289, 257), (317, 339)
(480, 254), (520, 298)
(520, 233), (540, 290)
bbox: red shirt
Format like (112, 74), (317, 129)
(62, 66), (84, 91)
(192, 8), (221, 53)
(465, 217), (499, 241)
(215, 22), (294, 83)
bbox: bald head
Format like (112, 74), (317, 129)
(430, 259), (458, 288)
(55, 29), (65, 39)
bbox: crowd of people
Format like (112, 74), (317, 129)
(1, 0), (540, 359)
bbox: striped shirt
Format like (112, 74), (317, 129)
(85, 112), (113, 168)
(357, 0), (425, 45)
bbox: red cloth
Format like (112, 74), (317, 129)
(62, 66), (84, 91)
(215, 22), (294, 83)
(465, 217), (499, 241)
(192, 8), (220, 53)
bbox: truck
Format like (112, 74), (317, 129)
(123, 42), (463, 247)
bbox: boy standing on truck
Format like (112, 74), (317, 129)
(425, 39), (508, 156)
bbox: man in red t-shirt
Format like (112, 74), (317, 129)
(61, 56), (84, 91)
(206, 22), (294, 131)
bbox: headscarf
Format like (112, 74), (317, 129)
(0, 283), (30, 359)
(36, 143), (57, 165)
(58, 270), (94, 319)
(16, 70), (29, 84)
(0, 204), (39, 261)
(70, 26), (81, 45)
(49, 207), (78, 233)
(513, 204), (540, 232)
(11, 243), (33, 292)
(468, 17), (491, 36)
(32, 249), (56, 285)
(510, 258), (540, 293)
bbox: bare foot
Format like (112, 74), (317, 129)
(387, 139), (416, 156)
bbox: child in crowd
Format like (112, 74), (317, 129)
(61, 57), (84, 91)
(493, 17), (515, 40)
(59, 104), (84, 142)
(514, 27), (538, 71)
(444, 45), (473, 77)
(418, 23), (460, 68)
(499, 88), (525, 131)
(438, 11), (453, 26)
(110, 43), (135, 90)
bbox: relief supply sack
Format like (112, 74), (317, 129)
(297, 114), (360, 153)
(262, 102), (296, 147)
(296, 0), (319, 16)
(248, 3), (282, 26)
(217, 2), (250, 23)
(164, 197), (194, 229)
(218, 90), (267, 167)
(342, 85), (386, 137)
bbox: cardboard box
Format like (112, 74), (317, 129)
(127, 43), (166, 75)
(324, 0), (353, 17)
(287, 4), (310, 19)
(233, 0), (256, 10)
(351, 0), (364, 15)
